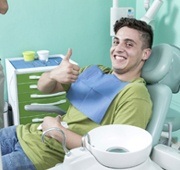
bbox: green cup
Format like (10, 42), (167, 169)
(23, 51), (35, 61)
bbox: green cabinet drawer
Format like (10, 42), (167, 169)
(17, 72), (43, 84)
(20, 113), (59, 125)
(18, 91), (66, 103)
(17, 73), (41, 94)
(17, 83), (39, 94)
(16, 68), (70, 125)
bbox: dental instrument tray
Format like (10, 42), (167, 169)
(10, 56), (62, 69)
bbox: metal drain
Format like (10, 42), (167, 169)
(106, 146), (129, 153)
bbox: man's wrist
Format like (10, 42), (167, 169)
(42, 127), (65, 143)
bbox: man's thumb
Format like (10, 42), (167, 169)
(63, 48), (72, 61)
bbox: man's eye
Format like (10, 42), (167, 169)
(113, 39), (119, 46)
(126, 42), (133, 47)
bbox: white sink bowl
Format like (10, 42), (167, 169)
(85, 124), (152, 169)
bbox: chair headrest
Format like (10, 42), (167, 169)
(141, 43), (180, 93)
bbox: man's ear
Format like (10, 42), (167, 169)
(142, 48), (152, 61)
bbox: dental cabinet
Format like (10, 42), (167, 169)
(5, 55), (69, 125)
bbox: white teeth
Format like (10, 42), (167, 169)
(115, 55), (126, 60)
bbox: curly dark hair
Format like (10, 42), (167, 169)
(114, 17), (153, 49)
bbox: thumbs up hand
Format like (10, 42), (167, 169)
(49, 48), (80, 84)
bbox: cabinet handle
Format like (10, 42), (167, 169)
(32, 118), (44, 123)
(30, 91), (66, 98)
(29, 75), (41, 80)
(29, 84), (37, 89)
(30, 99), (66, 106)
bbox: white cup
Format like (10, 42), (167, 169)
(37, 50), (49, 61)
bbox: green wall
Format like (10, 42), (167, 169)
(0, 0), (135, 68)
(0, 0), (112, 68)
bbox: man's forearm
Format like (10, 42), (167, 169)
(49, 125), (82, 150)
(37, 71), (64, 94)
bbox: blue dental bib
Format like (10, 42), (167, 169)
(66, 65), (128, 124)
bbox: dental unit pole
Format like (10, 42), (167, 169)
(110, 0), (119, 36)
(110, 0), (134, 36)
(113, 0), (119, 8)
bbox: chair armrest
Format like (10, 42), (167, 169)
(151, 144), (180, 170)
(24, 105), (66, 116)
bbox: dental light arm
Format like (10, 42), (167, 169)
(141, 0), (164, 26)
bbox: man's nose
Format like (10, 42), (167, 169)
(115, 43), (125, 52)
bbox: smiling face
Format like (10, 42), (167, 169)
(110, 26), (151, 81)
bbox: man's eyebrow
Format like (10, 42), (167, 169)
(113, 36), (119, 40)
(124, 38), (137, 45)
(113, 36), (137, 45)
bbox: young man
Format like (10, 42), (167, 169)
(0, 18), (153, 169)
(0, 0), (8, 14)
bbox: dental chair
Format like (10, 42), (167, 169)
(142, 43), (180, 170)
(25, 43), (180, 170)
(142, 43), (180, 146)
(159, 46), (180, 149)
(143, 44), (180, 170)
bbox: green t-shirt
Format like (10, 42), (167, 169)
(17, 65), (152, 170)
